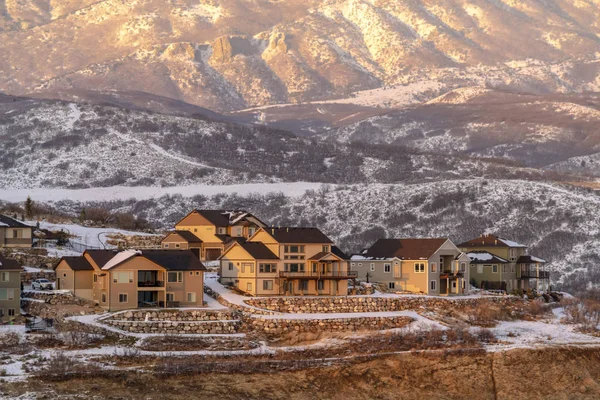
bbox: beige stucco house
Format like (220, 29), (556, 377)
(0, 255), (22, 323)
(54, 249), (206, 311)
(220, 227), (353, 296)
(351, 238), (470, 296)
(459, 234), (549, 292)
(162, 210), (266, 260)
(0, 215), (33, 248)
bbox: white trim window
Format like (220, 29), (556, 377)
(263, 280), (274, 290)
(384, 263), (391, 273)
(187, 292), (196, 302)
(460, 262), (467, 272)
(168, 272), (183, 283)
(246, 282), (252, 292)
(118, 293), (128, 303)
(114, 271), (133, 284)
(388, 282), (395, 290)
(370, 263), (375, 271)
(431, 263), (437, 273)
(414, 263), (425, 273)
(430, 280), (437, 291)
(477, 265), (483, 274)
(492, 265), (498, 273)
(0, 272), (9, 282)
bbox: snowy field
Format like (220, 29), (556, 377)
(0, 182), (327, 203)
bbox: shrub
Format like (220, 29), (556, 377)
(476, 328), (497, 343)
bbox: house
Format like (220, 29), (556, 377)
(0, 255), (22, 323)
(458, 234), (549, 292)
(0, 214), (33, 248)
(220, 227), (353, 296)
(54, 249), (206, 311)
(351, 238), (471, 296)
(162, 210), (267, 260)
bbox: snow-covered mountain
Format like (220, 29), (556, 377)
(1, 0), (600, 111)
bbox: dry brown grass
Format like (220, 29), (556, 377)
(139, 335), (260, 352)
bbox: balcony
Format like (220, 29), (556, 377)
(279, 270), (358, 279)
(137, 280), (164, 288)
(520, 268), (550, 279)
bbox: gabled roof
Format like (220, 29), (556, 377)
(58, 256), (94, 271)
(467, 251), (509, 264)
(259, 227), (333, 244)
(141, 250), (206, 271)
(238, 242), (279, 260)
(0, 255), (22, 271)
(458, 234), (528, 248)
(180, 210), (266, 227)
(307, 251), (343, 262)
(164, 230), (202, 243)
(84, 249), (120, 269)
(516, 255), (546, 264)
(100, 249), (206, 271)
(364, 238), (448, 260)
(0, 214), (31, 228)
(331, 246), (349, 260)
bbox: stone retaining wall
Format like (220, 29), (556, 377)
(21, 290), (97, 307)
(105, 309), (238, 322)
(243, 315), (413, 335)
(245, 295), (522, 314)
(104, 319), (242, 334)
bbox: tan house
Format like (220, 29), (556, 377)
(459, 234), (549, 292)
(0, 255), (22, 323)
(0, 215), (33, 248)
(351, 238), (471, 296)
(54, 249), (206, 311)
(220, 227), (353, 296)
(163, 210), (266, 260)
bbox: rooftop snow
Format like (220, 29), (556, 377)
(101, 250), (141, 270)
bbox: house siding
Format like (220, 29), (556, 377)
(0, 271), (21, 323)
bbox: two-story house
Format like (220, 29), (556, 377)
(219, 227), (353, 296)
(54, 249), (206, 311)
(0, 215), (33, 248)
(458, 234), (549, 292)
(162, 210), (267, 260)
(351, 238), (471, 296)
(0, 255), (22, 322)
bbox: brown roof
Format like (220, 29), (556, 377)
(60, 256), (94, 271)
(458, 234), (528, 248)
(263, 227), (333, 244)
(168, 230), (202, 243)
(238, 242), (279, 260)
(467, 251), (509, 264)
(365, 238), (448, 260)
(189, 210), (266, 227)
(141, 250), (206, 271)
(331, 246), (349, 260)
(516, 255), (547, 264)
(0, 255), (22, 271)
(84, 249), (120, 268)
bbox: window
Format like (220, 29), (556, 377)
(93, 274), (97, 283)
(194, 228), (198, 233)
(196, 271), (201, 276)
(452, 281), (457, 289)
(317, 280), (325, 291)
(509, 248), (517, 261)
(63, 273), (67, 278)
(430, 280), (437, 291)
(284, 263), (305, 273)
(166, 293), (174, 302)
(322, 245), (330, 253)
(284, 245), (305, 253)
(300, 281), (309, 291)
(431, 263), (437, 273)
(101, 293), (107, 303)
(7, 289), (14, 300)
(414, 263), (425, 273)
(351, 263), (355, 267)
(249, 227), (256, 236)
(263, 280), (273, 290)
(118, 294), (128, 303)
(246, 282), (252, 292)
(492, 265), (498, 273)
(259, 264), (276, 273)
(0, 289), (6, 300)
(370, 263), (375, 271)
(13, 229), (21, 238)
(0, 272), (9, 282)
(502, 265), (507, 273)
(228, 262), (234, 271)
(388, 282), (395, 290)
(187, 292), (196, 302)
(8, 309), (15, 317)
(358, 263), (362, 267)
(189, 271), (193, 276)
(477, 265), (483, 274)
(114, 271), (133, 284)
(218, 227), (226, 234)
(384, 263), (391, 273)
(164, 244), (169, 248)
(460, 262), (466, 272)
(236, 227), (243, 236)
(168, 272), (183, 282)
(284, 255), (305, 260)
(175, 244), (180, 248)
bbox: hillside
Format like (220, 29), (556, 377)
(0, 95), (562, 189)
(0, 0), (599, 111)
(322, 90), (600, 174)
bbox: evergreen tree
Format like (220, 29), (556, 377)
(79, 208), (86, 222)
(25, 196), (34, 220)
